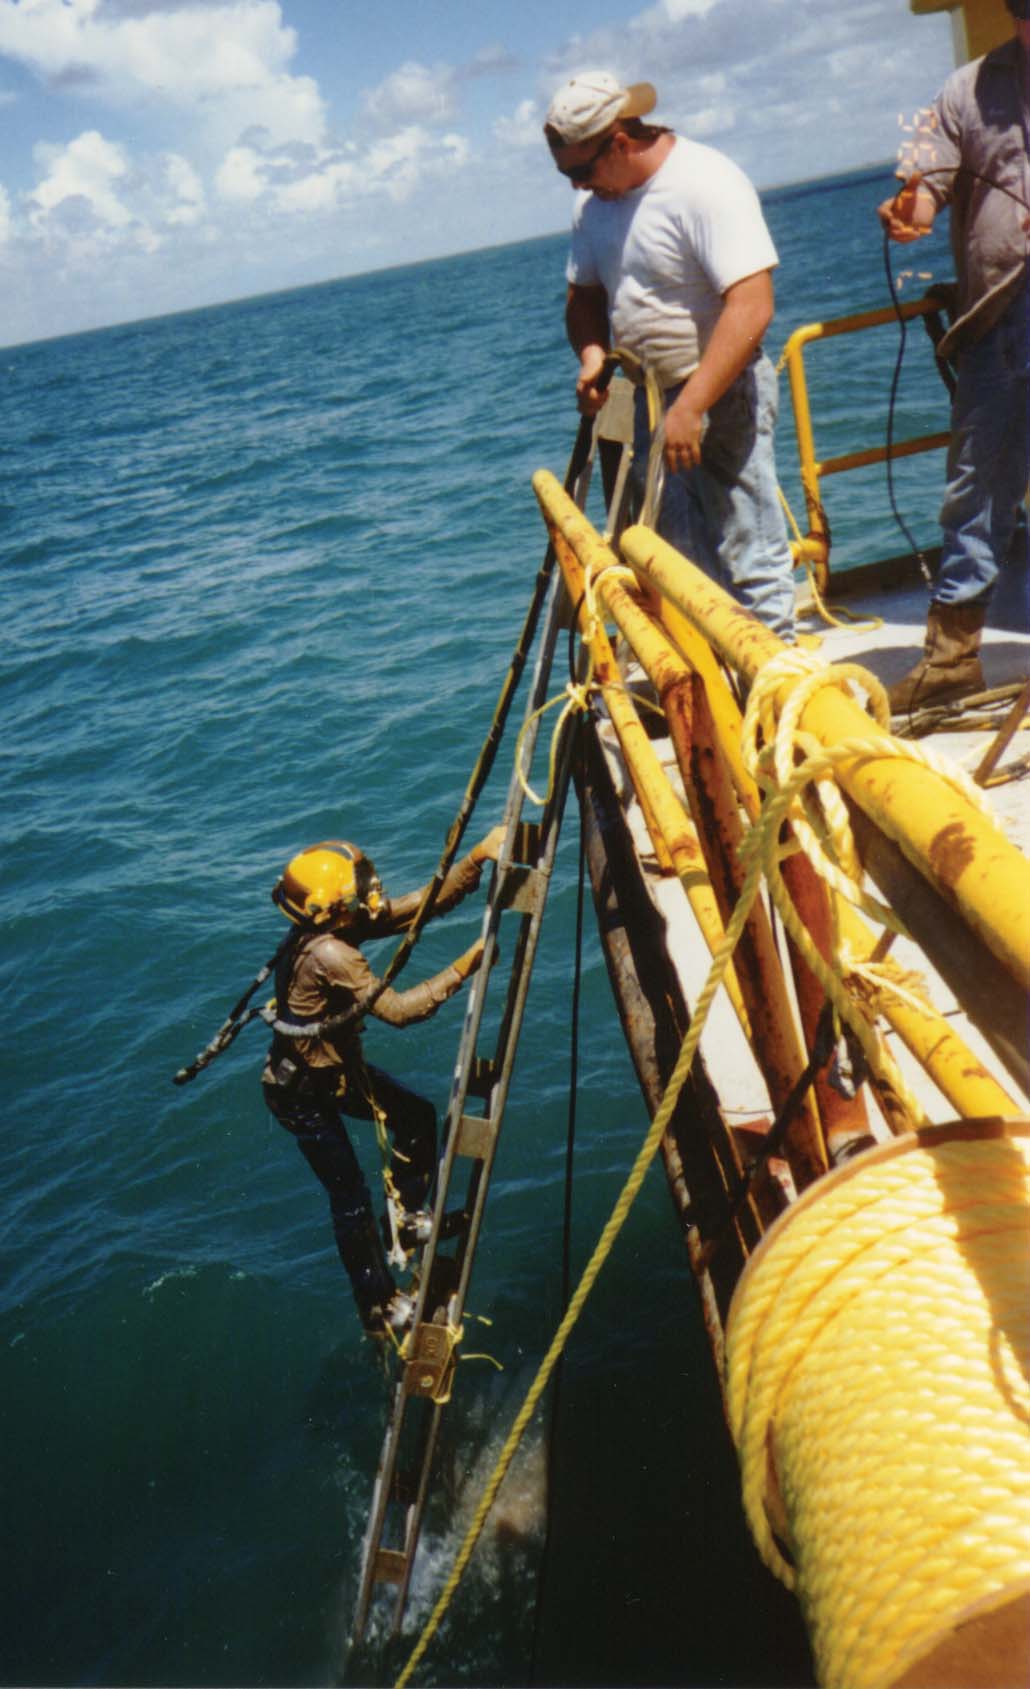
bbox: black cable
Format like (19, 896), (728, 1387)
(882, 223), (936, 585)
(528, 717), (586, 1686)
(171, 928), (299, 1085)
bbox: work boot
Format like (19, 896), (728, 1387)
(888, 600), (986, 717)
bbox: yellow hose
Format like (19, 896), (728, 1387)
(725, 1122), (1030, 1689)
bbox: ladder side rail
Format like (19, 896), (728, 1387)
(350, 434), (602, 1648)
(390, 1399), (446, 1632)
(444, 719), (575, 1325)
(351, 573), (571, 1643)
(407, 568), (569, 1315)
(352, 1374), (409, 1640)
(382, 713), (578, 1639)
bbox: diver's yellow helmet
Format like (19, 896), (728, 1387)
(272, 840), (383, 926)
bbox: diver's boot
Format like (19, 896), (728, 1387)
(888, 601), (986, 717)
(397, 1208), (469, 1249)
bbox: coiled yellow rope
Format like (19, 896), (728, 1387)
(725, 1124), (1030, 1689)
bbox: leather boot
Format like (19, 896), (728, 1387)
(888, 600), (986, 716)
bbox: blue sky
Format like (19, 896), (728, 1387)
(0, 0), (957, 347)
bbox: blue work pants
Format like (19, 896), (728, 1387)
(936, 287), (1030, 608)
(633, 353), (797, 641)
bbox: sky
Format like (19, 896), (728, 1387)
(0, 0), (959, 348)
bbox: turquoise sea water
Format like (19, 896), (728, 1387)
(1, 168), (953, 1688)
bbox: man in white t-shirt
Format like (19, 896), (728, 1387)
(544, 72), (796, 640)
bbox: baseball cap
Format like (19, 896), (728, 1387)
(544, 72), (657, 145)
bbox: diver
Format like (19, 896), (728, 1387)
(262, 828), (503, 1338)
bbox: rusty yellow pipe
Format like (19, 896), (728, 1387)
(533, 471), (1027, 1126)
(616, 516), (1030, 995)
(656, 581), (1020, 1120)
(549, 533), (674, 878)
(817, 432), (951, 479)
(658, 600), (761, 822)
(534, 478), (754, 1042)
(834, 903), (1021, 1119)
(597, 568), (830, 1188)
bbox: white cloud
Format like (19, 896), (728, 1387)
(215, 142), (266, 201)
(274, 159), (356, 213)
(212, 122), (470, 216)
(30, 128), (132, 228)
(163, 151), (204, 223)
(0, 0), (326, 148)
(0, 183), (11, 243)
(494, 98), (541, 149)
(682, 101), (735, 138)
(366, 125), (441, 201)
(361, 59), (457, 132)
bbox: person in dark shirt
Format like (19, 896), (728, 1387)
(878, 0), (1030, 712)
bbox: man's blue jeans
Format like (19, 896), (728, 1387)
(936, 287), (1030, 608)
(633, 353), (797, 641)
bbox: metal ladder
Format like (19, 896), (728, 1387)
(349, 560), (581, 1651)
(348, 374), (640, 1651)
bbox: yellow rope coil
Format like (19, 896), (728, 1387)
(725, 1124), (1030, 1689)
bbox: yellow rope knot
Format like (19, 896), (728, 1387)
(737, 646), (1002, 1133)
(514, 556), (654, 808)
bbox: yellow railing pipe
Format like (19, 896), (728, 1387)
(781, 296), (951, 577)
(594, 566), (830, 1187)
(533, 476), (755, 1042)
(650, 566), (1018, 1124)
(535, 467), (1020, 1123)
(834, 901), (1022, 1119)
(617, 516), (1030, 995)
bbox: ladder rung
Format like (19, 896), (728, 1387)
(454, 1113), (495, 1160)
(403, 1322), (457, 1401)
(373, 1548), (408, 1585)
(498, 863), (545, 914)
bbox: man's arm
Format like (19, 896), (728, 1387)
(566, 283), (611, 415)
(663, 269), (774, 468)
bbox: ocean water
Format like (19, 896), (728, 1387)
(1, 167), (954, 1689)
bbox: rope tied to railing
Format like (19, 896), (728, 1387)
(513, 556), (650, 807)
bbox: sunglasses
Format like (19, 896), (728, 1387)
(558, 131), (617, 185)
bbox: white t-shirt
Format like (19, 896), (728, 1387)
(566, 135), (779, 386)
